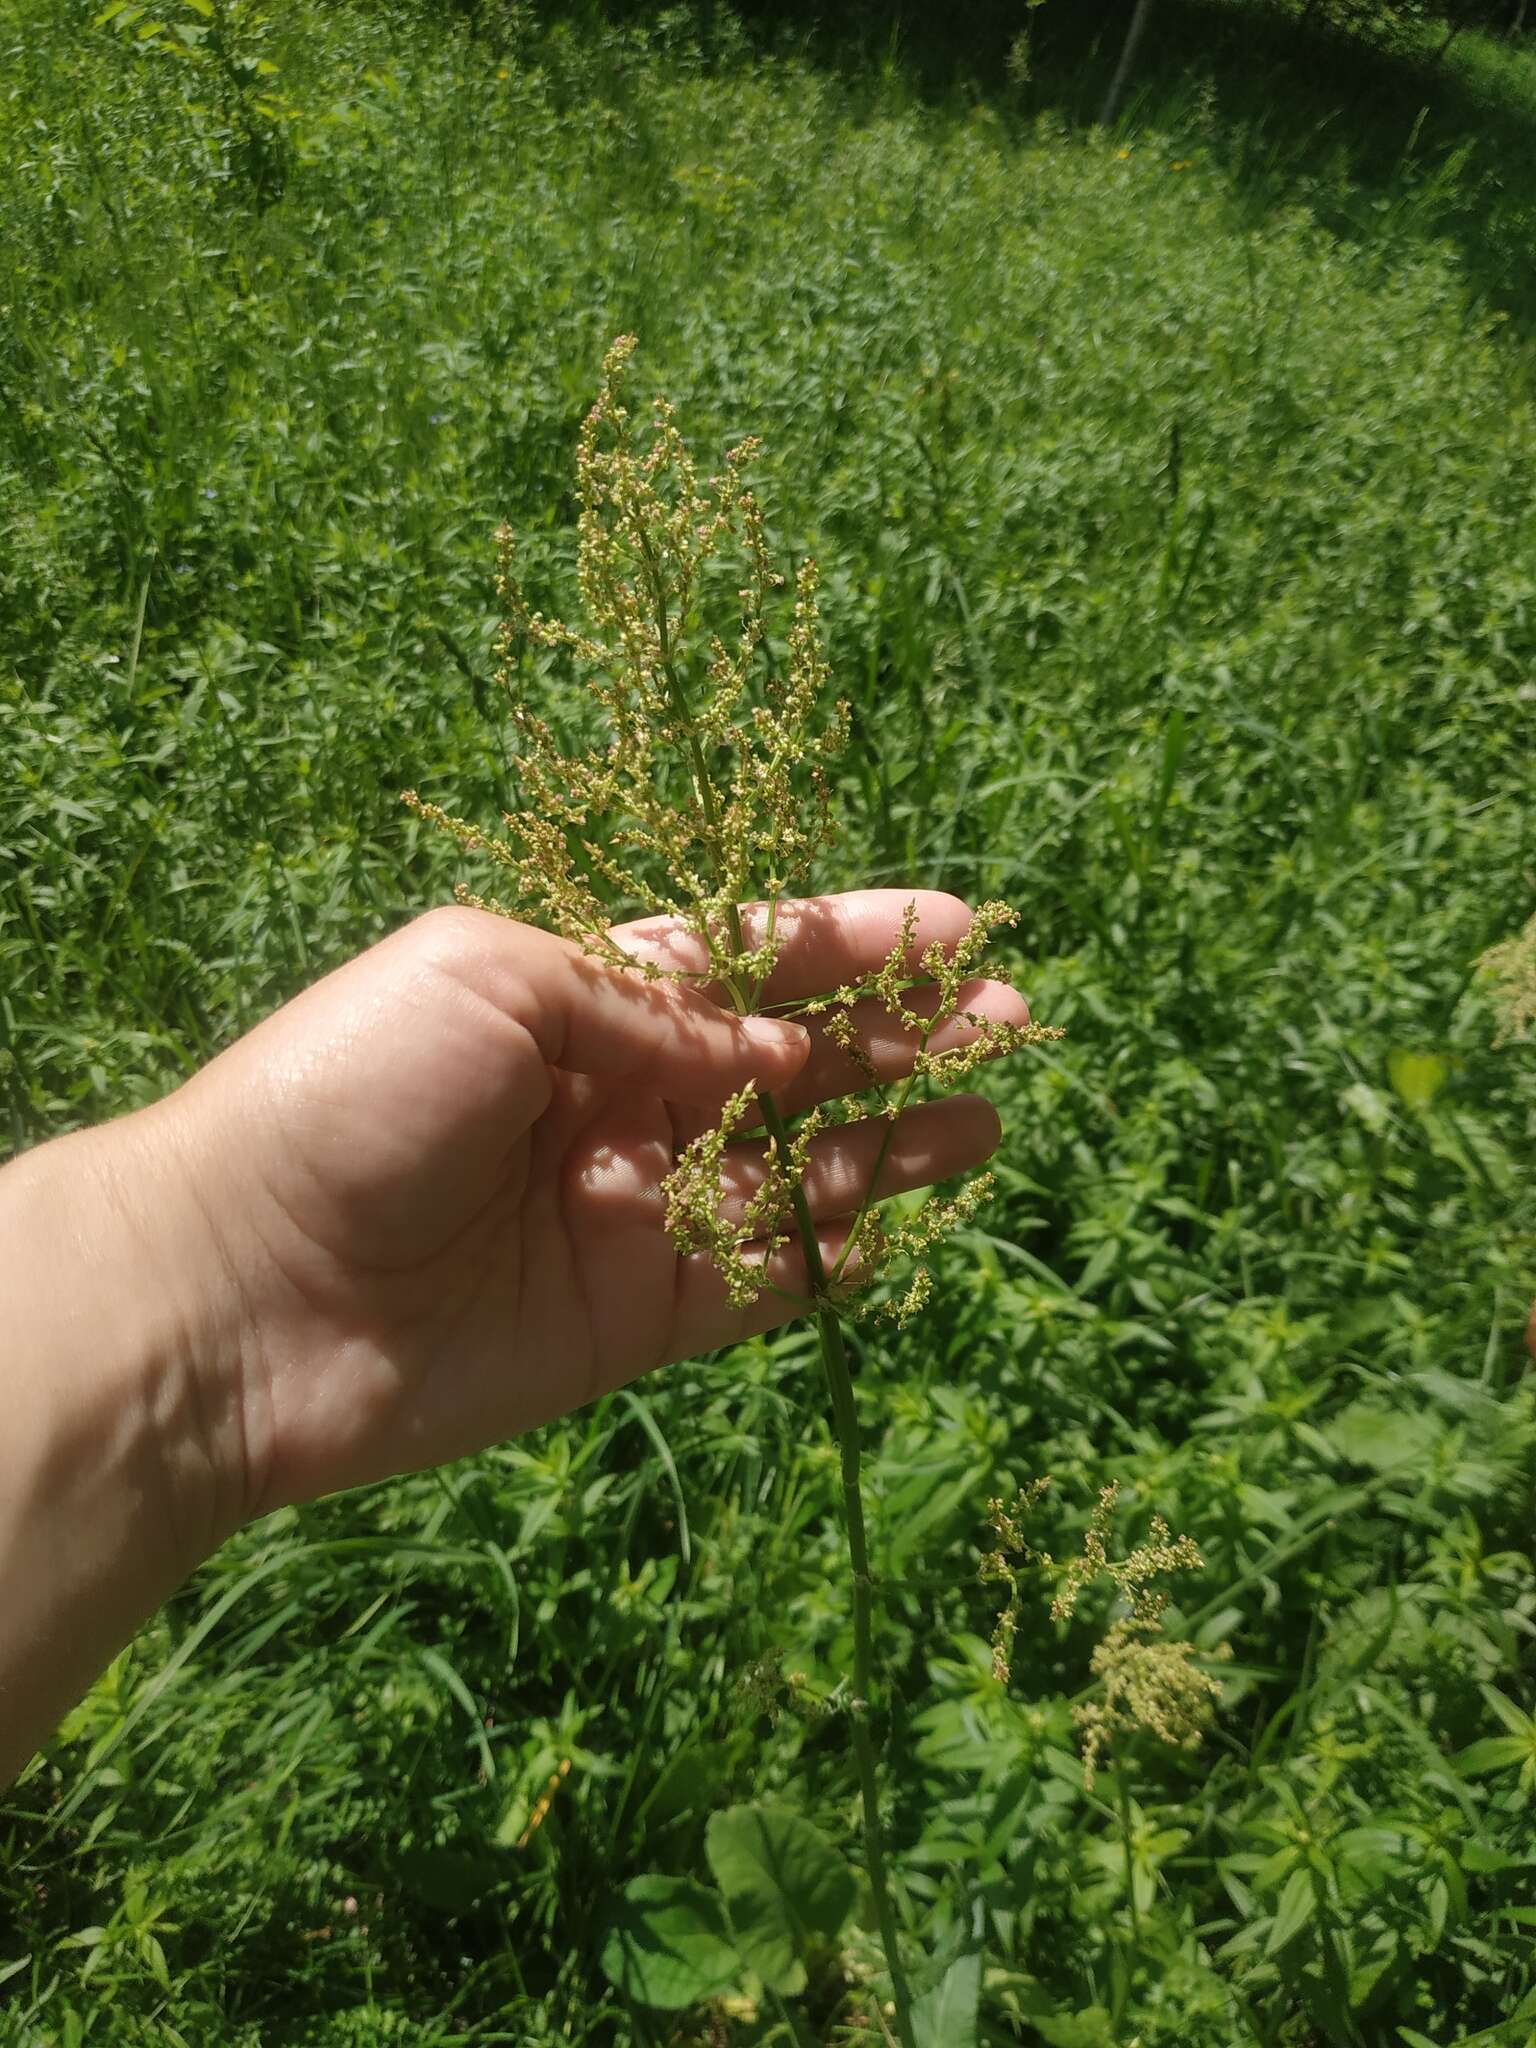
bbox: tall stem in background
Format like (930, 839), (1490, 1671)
(758, 1093), (918, 2048)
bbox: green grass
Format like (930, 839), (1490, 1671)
(3, 2), (1536, 2042)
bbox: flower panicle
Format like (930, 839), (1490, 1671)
(1075, 1623), (1227, 1791)
(446, 337), (848, 998)
(409, 338), (1062, 1331)
(979, 1477), (1053, 1684)
(801, 897), (1063, 1091)
(664, 1092), (826, 1309)
(982, 1479), (1225, 1785)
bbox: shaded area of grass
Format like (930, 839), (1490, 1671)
(713, 0), (1536, 330)
(2, 3), (1535, 2043)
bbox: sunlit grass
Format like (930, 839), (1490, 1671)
(2, 3), (1535, 2042)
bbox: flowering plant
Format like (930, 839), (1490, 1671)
(407, 337), (1068, 2038)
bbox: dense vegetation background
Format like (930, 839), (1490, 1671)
(4, 1), (1536, 2041)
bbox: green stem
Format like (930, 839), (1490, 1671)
(1117, 1771), (1141, 1950)
(645, 539), (914, 2042)
(768, 1985), (814, 2047)
(759, 1095), (918, 2048)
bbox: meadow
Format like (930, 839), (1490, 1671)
(3, 1), (1536, 2041)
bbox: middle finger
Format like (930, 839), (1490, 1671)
(669, 975), (1031, 1144)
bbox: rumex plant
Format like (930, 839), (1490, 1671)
(406, 336), (1059, 2041)
(983, 1478), (1227, 1788)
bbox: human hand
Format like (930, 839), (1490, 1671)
(0, 890), (1031, 1782)
(150, 892), (1030, 1525)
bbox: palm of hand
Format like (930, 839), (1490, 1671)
(174, 895), (1026, 1514)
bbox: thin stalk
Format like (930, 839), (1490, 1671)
(646, 542), (916, 2047)
(768, 1985), (814, 2047)
(760, 1096), (918, 2048)
(1117, 1771), (1141, 1950)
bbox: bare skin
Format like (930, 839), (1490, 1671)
(0, 891), (1029, 1785)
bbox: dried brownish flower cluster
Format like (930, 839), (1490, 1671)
(407, 334), (1058, 1325)
(982, 1480), (1226, 1786)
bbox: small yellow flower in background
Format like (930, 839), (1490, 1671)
(1169, 158), (1192, 172)
(497, 68), (509, 80)
(1116, 148), (1132, 161)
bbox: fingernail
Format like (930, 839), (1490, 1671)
(743, 1015), (809, 1061)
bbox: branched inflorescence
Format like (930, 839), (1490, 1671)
(1480, 911), (1536, 1044)
(665, 1092), (828, 1311)
(406, 335), (1059, 1323)
(406, 332), (845, 1001)
(408, 335), (1065, 2048)
(983, 1480), (1226, 1787)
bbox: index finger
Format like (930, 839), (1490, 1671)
(611, 890), (980, 1007)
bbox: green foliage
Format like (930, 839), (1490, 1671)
(599, 1807), (858, 2011)
(600, 1875), (739, 2010)
(3, 0), (1536, 2043)
(91, 0), (294, 201)
(911, 1951), (982, 2048)
(704, 1805), (858, 1997)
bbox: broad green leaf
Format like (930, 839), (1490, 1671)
(1387, 1048), (1447, 1109)
(180, 0), (214, 14)
(1481, 1685), (1534, 1737)
(598, 1876), (738, 2012)
(1337, 1825), (1406, 1859)
(1267, 1866), (1316, 1956)
(705, 1805), (856, 1996)
(912, 1952), (980, 2048)
(1461, 1843), (1524, 1874)
(1423, 1105), (1515, 1194)
(1458, 1736), (1530, 1776)
(1254, 1844), (1301, 1890)
(1348, 1950), (1393, 2010)
(1326, 1401), (1437, 1472)
(642, 1743), (725, 1829)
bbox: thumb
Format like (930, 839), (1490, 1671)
(459, 912), (811, 1103)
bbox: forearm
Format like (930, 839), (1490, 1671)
(0, 1112), (240, 1785)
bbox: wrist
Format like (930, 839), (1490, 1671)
(92, 1101), (254, 1561)
(0, 1110), (248, 1778)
